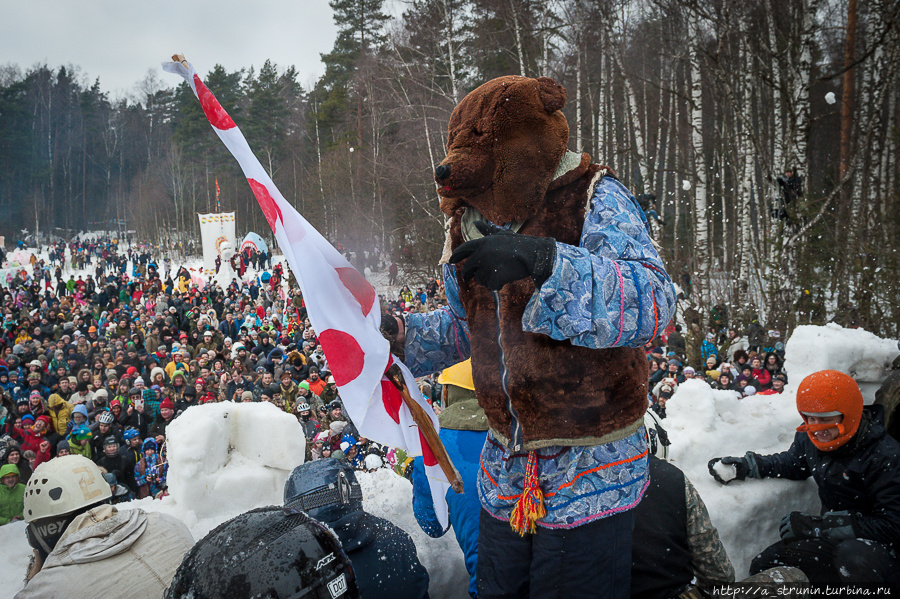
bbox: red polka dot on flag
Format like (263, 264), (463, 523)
(419, 430), (438, 466)
(318, 329), (365, 386)
(247, 179), (283, 232)
(193, 75), (236, 130)
(336, 268), (375, 317)
(380, 378), (403, 424)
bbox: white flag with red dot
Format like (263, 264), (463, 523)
(163, 58), (449, 527)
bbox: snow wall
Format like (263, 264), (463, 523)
(784, 323), (897, 403)
(1, 324), (896, 596)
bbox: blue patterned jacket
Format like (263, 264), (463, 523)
(405, 175), (676, 528)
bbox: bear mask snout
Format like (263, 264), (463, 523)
(435, 164), (451, 180)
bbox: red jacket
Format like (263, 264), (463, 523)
(751, 368), (772, 389)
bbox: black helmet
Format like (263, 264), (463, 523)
(165, 506), (359, 599)
(283, 458), (363, 523)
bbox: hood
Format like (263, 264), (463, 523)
(0, 463), (19, 479)
(330, 510), (373, 553)
(48, 393), (67, 409)
(439, 397), (488, 432)
(45, 506), (148, 566)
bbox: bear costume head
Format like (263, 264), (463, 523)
(436, 76), (593, 225)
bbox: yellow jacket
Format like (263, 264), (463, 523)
(47, 393), (73, 436)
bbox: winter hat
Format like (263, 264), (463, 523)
(135, 377), (145, 387)
(94, 388), (108, 400)
(110, 398), (121, 409)
(340, 435), (357, 452)
(142, 438), (158, 452)
(240, 391), (253, 401)
(150, 367), (165, 381)
(682, 366), (695, 375)
(795, 370), (863, 451)
(21, 414), (35, 425)
(70, 425), (92, 441)
(56, 439), (70, 453)
(160, 398), (175, 411)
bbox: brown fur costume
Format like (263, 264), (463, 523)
(437, 76), (648, 449)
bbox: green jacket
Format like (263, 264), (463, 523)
(0, 464), (25, 525)
(68, 438), (92, 460)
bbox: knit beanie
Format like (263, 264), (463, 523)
(795, 370), (863, 451)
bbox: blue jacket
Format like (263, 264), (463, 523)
(412, 427), (486, 598)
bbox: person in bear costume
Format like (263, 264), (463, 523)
(389, 75), (676, 598)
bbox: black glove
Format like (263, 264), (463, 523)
(449, 221), (556, 291)
(779, 511), (856, 544)
(708, 456), (749, 484)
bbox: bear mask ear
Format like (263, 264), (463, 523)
(537, 77), (566, 113)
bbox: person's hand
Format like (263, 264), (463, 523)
(708, 456), (749, 484)
(155, 435), (165, 445)
(39, 440), (50, 453)
(449, 221), (556, 290)
(127, 404), (134, 415)
(779, 511), (855, 544)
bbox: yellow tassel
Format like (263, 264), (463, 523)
(509, 451), (546, 536)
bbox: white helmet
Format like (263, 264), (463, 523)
(24, 455), (112, 522)
(643, 411), (670, 460)
(97, 411), (114, 425)
(364, 453), (383, 471)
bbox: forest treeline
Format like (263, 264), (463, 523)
(0, 0), (898, 336)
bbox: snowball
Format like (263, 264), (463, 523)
(682, 179), (691, 191)
(825, 91), (837, 105)
(712, 460), (738, 481)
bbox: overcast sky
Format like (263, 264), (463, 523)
(0, 0), (342, 98)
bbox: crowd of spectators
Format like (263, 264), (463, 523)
(644, 310), (789, 420)
(0, 238), (450, 525)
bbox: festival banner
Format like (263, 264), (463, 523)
(164, 57), (450, 526)
(197, 211), (236, 274)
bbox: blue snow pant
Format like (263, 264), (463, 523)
(477, 508), (634, 599)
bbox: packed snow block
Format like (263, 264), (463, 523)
(358, 469), (470, 599)
(785, 324), (897, 402)
(0, 521), (31, 597)
(665, 380), (820, 577)
(165, 402), (306, 519)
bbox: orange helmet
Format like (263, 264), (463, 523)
(795, 370), (863, 451)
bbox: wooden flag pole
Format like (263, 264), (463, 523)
(387, 364), (464, 494)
